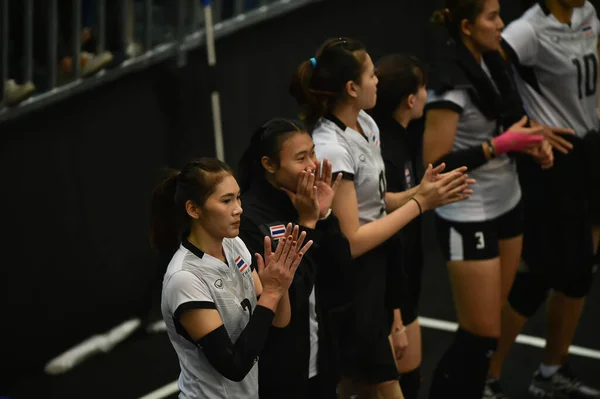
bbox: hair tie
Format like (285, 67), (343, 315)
(309, 57), (317, 67)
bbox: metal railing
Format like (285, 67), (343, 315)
(0, 0), (321, 124)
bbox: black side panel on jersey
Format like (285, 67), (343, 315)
(501, 39), (543, 96)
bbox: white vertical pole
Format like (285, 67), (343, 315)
(202, 0), (225, 161)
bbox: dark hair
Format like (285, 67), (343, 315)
(431, 0), (486, 39)
(150, 158), (233, 252)
(521, 0), (536, 12)
(371, 54), (428, 120)
(238, 118), (306, 193)
(290, 37), (367, 127)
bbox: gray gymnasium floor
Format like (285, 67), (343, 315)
(6, 215), (600, 399)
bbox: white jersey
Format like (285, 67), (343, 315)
(312, 110), (387, 225)
(427, 61), (522, 222)
(502, 1), (600, 137)
(161, 237), (258, 399)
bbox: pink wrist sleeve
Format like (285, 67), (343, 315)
(492, 130), (543, 155)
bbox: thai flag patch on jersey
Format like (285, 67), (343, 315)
(269, 224), (286, 240)
(369, 131), (380, 147)
(235, 255), (249, 273)
(582, 22), (594, 37)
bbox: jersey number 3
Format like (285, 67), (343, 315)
(573, 54), (598, 99)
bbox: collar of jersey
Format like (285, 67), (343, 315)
(537, 0), (583, 27)
(182, 238), (205, 259)
(182, 238), (233, 270)
(323, 111), (370, 144)
(324, 112), (346, 131)
(376, 116), (406, 136)
(377, 117), (410, 157)
(538, 0), (550, 15)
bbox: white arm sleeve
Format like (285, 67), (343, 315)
(502, 19), (539, 66)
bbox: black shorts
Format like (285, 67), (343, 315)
(341, 245), (399, 385)
(384, 234), (423, 326)
(584, 132), (600, 225)
(435, 199), (524, 261)
(517, 134), (596, 291)
(398, 252), (423, 326)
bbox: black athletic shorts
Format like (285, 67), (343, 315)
(398, 252), (423, 326)
(435, 199), (524, 261)
(584, 131), (600, 225)
(517, 133), (596, 289)
(341, 245), (399, 385)
(384, 234), (423, 327)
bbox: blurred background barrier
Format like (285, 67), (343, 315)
(0, 0), (320, 123)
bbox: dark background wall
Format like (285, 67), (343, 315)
(1, 0), (598, 388)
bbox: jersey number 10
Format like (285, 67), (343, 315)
(573, 54), (598, 99)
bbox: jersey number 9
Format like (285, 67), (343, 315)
(379, 170), (387, 215)
(241, 298), (252, 317)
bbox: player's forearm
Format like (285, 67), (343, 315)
(271, 291), (291, 327)
(257, 291), (282, 313)
(385, 187), (419, 213)
(347, 199), (421, 258)
(198, 305), (275, 382)
(433, 144), (491, 172)
(391, 308), (404, 332)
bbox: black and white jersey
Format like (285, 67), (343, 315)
(427, 60), (522, 222)
(161, 237), (258, 399)
(312, 110), (387, 225)
(502, 1), (600, 137)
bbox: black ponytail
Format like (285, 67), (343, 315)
(150, 158), (233, 252)
(150, 169), (184, 253)
(431, 0), (486, 40)
(290, 37), (367, 128)
(238, 118), (306, 193)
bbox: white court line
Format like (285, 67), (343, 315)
(418, 316), (600, 360)
(138, 380), (179, 399)
(139, 316), (600, 399)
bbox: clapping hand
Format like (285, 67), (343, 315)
(313, 158), (342, 219)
